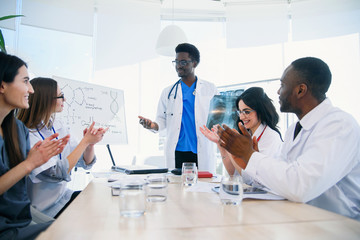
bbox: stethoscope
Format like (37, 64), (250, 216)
(167, 77), (197, 99)
(37, 126), (62, 160)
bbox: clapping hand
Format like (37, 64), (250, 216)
(83, 121), (109, 145)
(199, 124), (220, 143)
(218, 123), (255, 168)
(27, 133), (70, 169)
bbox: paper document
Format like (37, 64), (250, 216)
(91, 172), (114, 178)
(243, 192), (284, 200)
(186, 182), (285, 200)
(185, 181), (219, 194)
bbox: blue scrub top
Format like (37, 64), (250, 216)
(176, 80), (197, 154)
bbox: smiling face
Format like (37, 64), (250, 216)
(174, 52), (196, 79)
(1, 65), (33, 111)
(238, 100), (261, 134)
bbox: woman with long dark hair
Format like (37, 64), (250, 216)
(200, 87), (282, 178)
(0, 52), (69, 240)
(17, 77), (108, 219)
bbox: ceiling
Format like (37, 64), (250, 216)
(0, 0), (309, 29)
(158, 0), (305, 21)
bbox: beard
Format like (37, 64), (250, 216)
(279, 98), (292, 113)
(176, 69), (186, 78)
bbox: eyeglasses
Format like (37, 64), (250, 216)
(172, 60), (193, 67)
(54, 93), (65, 100)
(237, 109), (255, 116)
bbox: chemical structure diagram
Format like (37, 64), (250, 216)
(56, 80), (127, 144)
(61, 84), (87, 125)
(60, 83), (124, 126)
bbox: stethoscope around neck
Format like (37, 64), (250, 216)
(167, 77), (197, 100)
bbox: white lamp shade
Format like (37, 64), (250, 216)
(155, 25), (188, 56)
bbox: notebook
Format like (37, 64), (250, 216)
(106, 144), (168, 174)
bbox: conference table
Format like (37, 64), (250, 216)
(37, 176), (360, 240)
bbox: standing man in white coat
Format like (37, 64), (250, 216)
(139, 43), (218, 173)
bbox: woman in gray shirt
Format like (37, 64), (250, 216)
(0, 52), (68, 240)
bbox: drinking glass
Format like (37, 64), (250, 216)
(146, 174), (168, 202)
(119, 179), (146, 217)
(219, 175), (243, 205)
(181, 162), (198, 186)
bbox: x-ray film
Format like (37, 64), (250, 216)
(206, 94), (240, 130)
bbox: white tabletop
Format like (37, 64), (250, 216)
(37, 178), (360, 240)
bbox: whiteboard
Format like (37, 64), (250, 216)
(54, 76), (128, 145)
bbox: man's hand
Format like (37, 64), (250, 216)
(138, 116), (158, 131)
(252, 135), (259, 152)
(218, 123), (255, 168)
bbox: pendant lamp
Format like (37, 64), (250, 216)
(155, 25), (188, 56)
(155, 0), (188, 56)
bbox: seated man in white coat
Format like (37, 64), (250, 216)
(218, 57), (360, 220)
(139, 43), (218, 173)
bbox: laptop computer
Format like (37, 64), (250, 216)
(106, 144), (168, 174)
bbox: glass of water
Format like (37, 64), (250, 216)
(219, 175), (243, 205)
(119, 179), (146, 217)
(146, 174), (168, 202)
(181, 162), (198, 186)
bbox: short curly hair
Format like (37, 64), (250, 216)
(175, 43), (200, 63)
(291, 57), (331, 101)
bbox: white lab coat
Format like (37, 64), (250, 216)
(245, 99), (360, 220)
(241, 123), (282, 185)
(155, 78), (218, 173)
(27, 119), (96, 217)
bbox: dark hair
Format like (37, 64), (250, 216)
(291, 57), (331, 101)
(175, 43), (200, 63)
(0, 52), (28, 167)
(235, 87), (282, 140)
(18, 77), (58, 130)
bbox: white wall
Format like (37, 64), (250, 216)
(1, 0), (359, 173)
